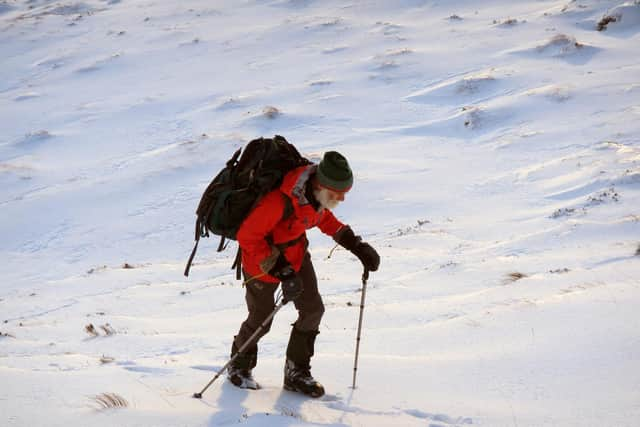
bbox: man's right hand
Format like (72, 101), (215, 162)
(271, 263), (304, 303)
(275, 266), (303, 303)
(281, 274), (303, 303)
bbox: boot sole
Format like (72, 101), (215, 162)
(283, 382), (325, 398)
(228, 376), (261, 390)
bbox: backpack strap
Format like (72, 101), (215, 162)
(184, 149), (243, 277)
(281, 192), (294, 221)
(231, 192), (296, 281)
(217, 236), (228, 252)
(184, 239), (199, 277)
(184, 218), (208, 277)
(231, 245), (242, 280)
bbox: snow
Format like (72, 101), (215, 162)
(1, 0), (639, 426)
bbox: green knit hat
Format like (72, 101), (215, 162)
(316, 151), (353, 192)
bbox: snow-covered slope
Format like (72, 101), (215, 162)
(1, 1), (639, 426)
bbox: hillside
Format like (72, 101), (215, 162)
(1, 1), (639, 426)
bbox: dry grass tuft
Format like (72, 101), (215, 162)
(262, 106), (281, 119)
(100, 323), (116, 336)
(100, 355), (115, 364)
(87, 265), (107, 274)
(85, 323), (99, 336)
(597, 15), (618, 31)
(506, 272), (528, 283)
(93, 393), (128, 409)
(85, 323), (116, 337)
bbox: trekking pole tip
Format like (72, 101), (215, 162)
(192, 392), (203, 399)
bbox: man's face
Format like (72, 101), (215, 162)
(313, 185), (347, 210)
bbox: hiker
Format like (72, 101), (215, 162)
(227, 151), (380, 397)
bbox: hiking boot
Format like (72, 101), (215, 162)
(227, 336), (259, 390)
(227, 366), (260, 390)
(283, 359), (325, 398)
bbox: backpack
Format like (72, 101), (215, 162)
(184, 135), (311, 277)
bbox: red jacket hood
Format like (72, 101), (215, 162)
(280, 164), (317, 208)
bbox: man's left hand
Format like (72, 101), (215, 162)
(335, 226), (380, 272)
(351, 242), (380, 272)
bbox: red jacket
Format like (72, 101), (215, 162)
(237, 165), (345, 284)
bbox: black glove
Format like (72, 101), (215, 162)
(269, 254), (291, 279)
(351, 242), (380, 272)
(269, 255), (303, 303)
(277, 266), (304, 303)
(336, 226), (380, 272)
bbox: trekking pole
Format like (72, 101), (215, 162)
(351, 269), (370, 389)
(193, 298), (286, 399)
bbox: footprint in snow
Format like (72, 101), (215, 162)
(75, 53), (123, 74)
(373, 21), (404, 37)
(14, 92), (42, 102)
(190, 364), (224, 371)
(17, 130), (53, 146)
(123, 366), (173, 375)
(524, 84), (571, 103)
(405, 408), (473, 424)
(322, 45), (348, 54)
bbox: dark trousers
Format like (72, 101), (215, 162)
(233, 253), (325, 365)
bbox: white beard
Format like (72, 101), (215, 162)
(313, 187), (340, 210)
